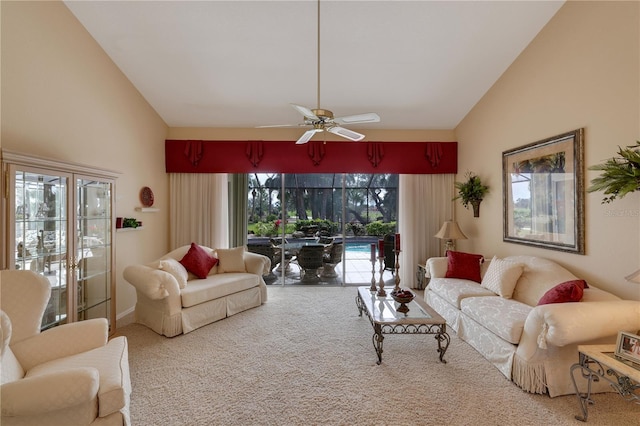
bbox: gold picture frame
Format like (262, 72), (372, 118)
(502, 129), (585, 254)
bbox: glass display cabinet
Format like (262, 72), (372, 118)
(2, 151), (118, 334)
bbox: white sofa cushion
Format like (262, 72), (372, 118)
(180, 273), (260, 308)
(460, 296), (532, 344)
(581, 286), (621, 302)
(507, 256), (579, 306)
(428, 278), (495, 309)
(2, 367), (100, 423)
(154, 258), (188, 289)
(216, 246), (247, 273)
(25, 336), (130, 418)
(481, 256), (524, 299)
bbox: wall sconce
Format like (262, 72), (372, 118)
(434, 221), (467, 255)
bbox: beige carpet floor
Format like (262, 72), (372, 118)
(118, 286), (640, 425)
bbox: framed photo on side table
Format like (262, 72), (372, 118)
(615, 331), (640, 365)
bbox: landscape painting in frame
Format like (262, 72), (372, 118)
(502, 129), (585, 254)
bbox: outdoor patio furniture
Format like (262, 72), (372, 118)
(269, 237), (294, 273)
(317, 236), (334, 245)
(383, 234), (396, 273)
(321, 242), (343, 278)
(247, 242), (280, 283)
(295, 244), (326, 283)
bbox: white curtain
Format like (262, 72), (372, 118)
(169, 173), (229, 250)
(398, 174), (455, 289)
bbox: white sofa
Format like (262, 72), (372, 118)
(124, 244), (270, 337)
(425, 255), (640, 397)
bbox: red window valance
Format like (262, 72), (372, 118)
(165, 140), (457, 174)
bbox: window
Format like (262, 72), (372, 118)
(247, 173), (398, 285)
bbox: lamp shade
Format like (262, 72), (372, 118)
(435, 221), (468, 241)
(625, 268), (640, 284)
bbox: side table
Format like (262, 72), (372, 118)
(415, 263), (427, 290)
(570, 344), (640, 422)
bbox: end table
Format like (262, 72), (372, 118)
(570, 344), (640, 422)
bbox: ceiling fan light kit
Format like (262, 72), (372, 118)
(258, 0), (380, 145)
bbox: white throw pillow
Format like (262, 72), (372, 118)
(481, 256), (524, 299)
(216, 246), (247, 273)
(158, 258), (189, 288)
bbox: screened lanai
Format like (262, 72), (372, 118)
(249, 173), (398, 224)
(247, 173), (399, 286)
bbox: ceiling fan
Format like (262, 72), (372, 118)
(257, 0), (380, 145)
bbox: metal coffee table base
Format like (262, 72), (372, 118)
(356, 288), (450, 365)
(368, 321), (450, 365)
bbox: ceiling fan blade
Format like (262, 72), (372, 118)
(291, 104), (319, 120)
(333, 112), (380, 125)
(256, 124), (307, 128)
(296, 129), (322, 145)
(327, 126), (365, 142)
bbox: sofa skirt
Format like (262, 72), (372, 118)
(136, 286), (264, 337)
(513, 339), (619, 397)
(135, 297), (183, 338)
(457, 312), (516, 380)
(181, 287), (262, 334)
(227, 286), (261, 316)
(182, 297), (227, 334)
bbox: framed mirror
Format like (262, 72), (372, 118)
(502, 128), (584, 254)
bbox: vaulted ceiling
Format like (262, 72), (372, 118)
(64, 1), (564, 130)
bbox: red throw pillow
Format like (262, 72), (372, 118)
(576, 279), (589, 289)
(179, 243), (218, 279)
(537, 280), (586, 305)
(445, 251), (484, 283)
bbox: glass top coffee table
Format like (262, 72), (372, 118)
(355, 286), (450, 365)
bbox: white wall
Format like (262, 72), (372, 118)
(1, 1), (170, 319)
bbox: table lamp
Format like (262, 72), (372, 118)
(435, 221), (467, 255)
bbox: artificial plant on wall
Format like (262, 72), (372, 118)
(587, 141), (640, 203)
(454, 172), (489, 217)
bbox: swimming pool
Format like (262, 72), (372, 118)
(345, 243), (373, 253)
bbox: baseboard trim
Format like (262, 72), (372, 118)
(116, 306), (136, 329)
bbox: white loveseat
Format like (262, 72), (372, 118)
(425, 254), (640, 397)
(124, 244), (270, 337)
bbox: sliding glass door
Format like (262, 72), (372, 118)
(246, 173), (397, 285)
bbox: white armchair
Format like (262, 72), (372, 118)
(0, 270), (131, 426)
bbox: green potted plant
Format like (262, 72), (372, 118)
(587, 141), (640, 203)
(454, 172), (489, 217)
(122, 217), (139, 228)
